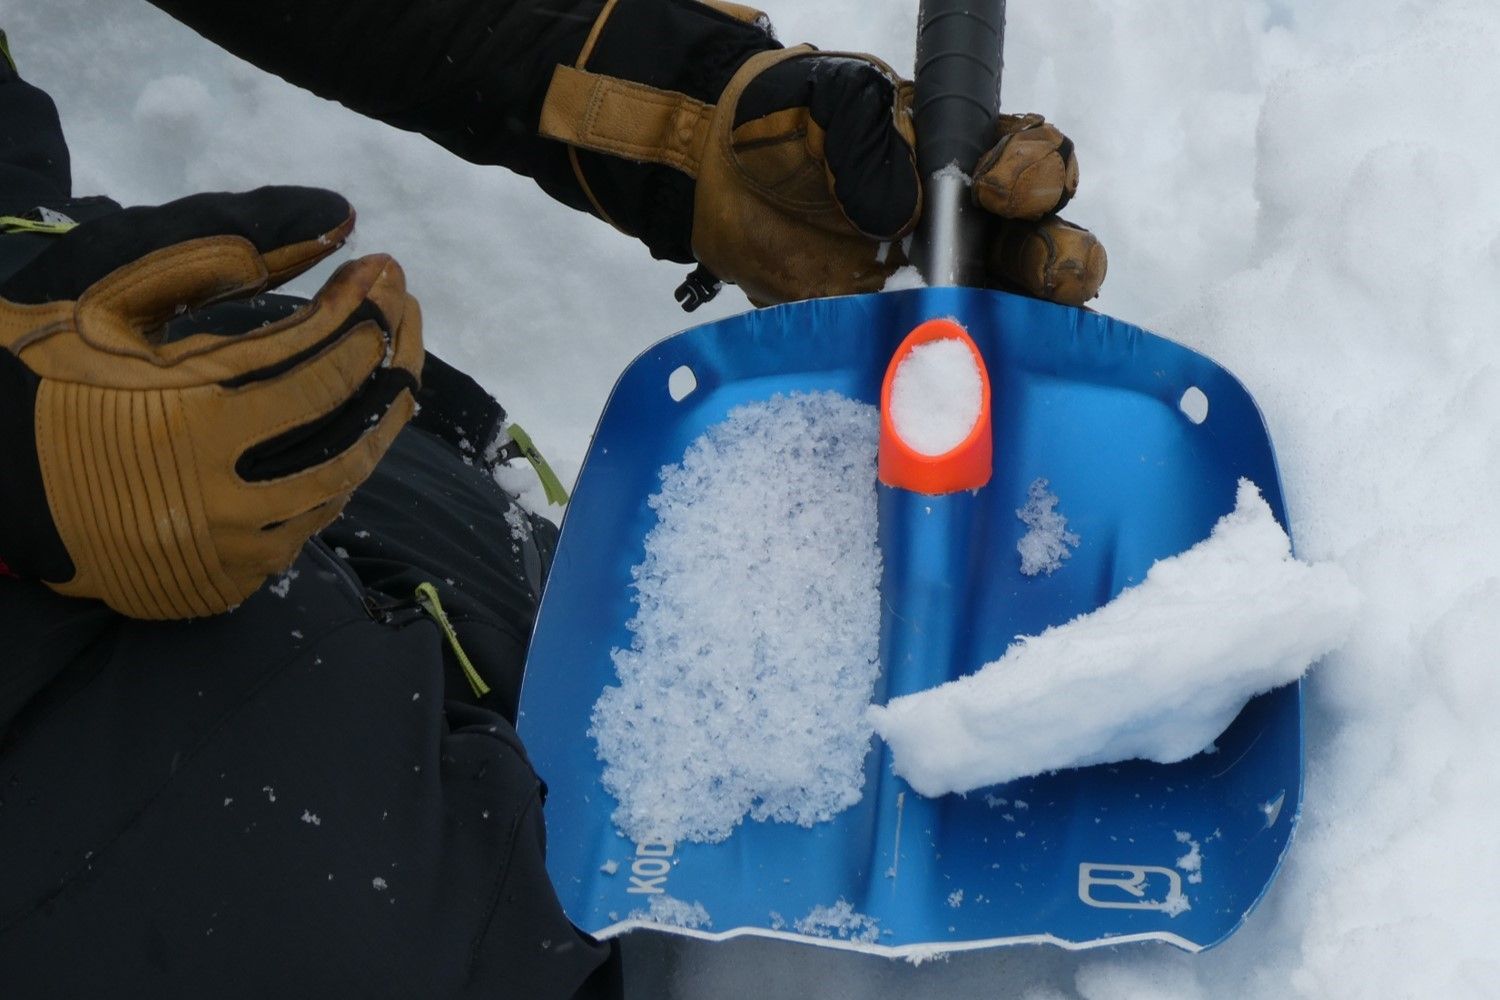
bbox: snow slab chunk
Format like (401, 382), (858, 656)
(869, 480), (1359, 797)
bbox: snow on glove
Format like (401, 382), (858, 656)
(537, 0), (1105, 306)
(0, 187), (422, 619)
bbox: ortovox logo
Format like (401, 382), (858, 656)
(1078, 863), (1189, 914)
(626, 841), (675, 895)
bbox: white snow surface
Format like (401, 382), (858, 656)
(888, 338), (983, 455)
(591, 394), (882, 844)
(21, 0), (1500, 994)
(871, 481), (1359, 795)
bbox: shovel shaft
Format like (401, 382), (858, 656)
(912, 0), (1007, 287)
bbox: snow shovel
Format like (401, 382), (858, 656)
(518, 0), (1300, 970)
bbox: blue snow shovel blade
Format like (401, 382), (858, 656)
(518, 286), (1299, 957)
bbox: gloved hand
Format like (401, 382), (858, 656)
(692, 49), (1105, 306)
(537, 2), (1105, 308)
(0, 187), (422, 619)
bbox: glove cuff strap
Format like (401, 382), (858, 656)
(537, 0), (781, 259)
(540, 66), (718, 182)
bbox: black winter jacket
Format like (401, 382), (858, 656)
(0, 339), (624, 997)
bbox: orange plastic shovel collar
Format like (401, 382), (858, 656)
(878, 317), (994, 494)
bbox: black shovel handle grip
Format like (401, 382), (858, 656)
(914, 0), (1006, 175)
(913, 0), (1007, 286)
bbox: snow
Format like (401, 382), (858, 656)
(591, 394), (882, 844)
(1015, 478), (1079, 576)
(795, 900), (882, 945)
(16, 0), (1500, 994)
(888, 338), (983, 455)
(630, 896), (713, 931)
(870, 481), (1358, 796)
(881, 265), (927, 291)
(1174, 832), (1204, 885)
(268, 569), (297, 599)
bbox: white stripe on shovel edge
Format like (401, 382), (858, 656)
(589, 917), (1208, 960)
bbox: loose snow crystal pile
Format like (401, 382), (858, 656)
(888, 338), (983, 455)
(591, 393), (882, 844)
(870, 481), (1359, 796)
(1015, 478), (1079, 576)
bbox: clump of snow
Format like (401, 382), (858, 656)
(870, 481), (1359, 796)
(1161, 889), (1192, 918)
(1015, 478), (1079, 576)
(268, 569), (298, 599)
(591, 393), (882, 844)
(794, 899), (881, 944)
(881, 265), (927, 291)
(888, 338), (983, 455)
(628, 895), (712, 930)
(599, 859), (619, 876)
(1175, 831), (1203, 885)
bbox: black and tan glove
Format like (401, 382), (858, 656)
(0, 187), (422, 619)
(538, 0), (1105, 307)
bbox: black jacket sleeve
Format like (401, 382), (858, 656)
(147, 0), (606, 215)
(146, 0), (778, 260)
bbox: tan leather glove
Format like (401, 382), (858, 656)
(539, 5), (1105, 307)
(691, 52), (1101, 306)
(0, 188), (422, 619)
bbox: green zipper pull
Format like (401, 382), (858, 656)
(414, 582), (491, 699)
(505, 422), (571, 506)
(0, 214), (78, 236)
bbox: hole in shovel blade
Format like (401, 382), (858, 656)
(1179, 386), (1209, 424)
(669, 365), (698, 402)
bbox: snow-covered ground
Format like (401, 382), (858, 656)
(13, 0), (1500, 996)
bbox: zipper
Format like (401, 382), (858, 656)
(307, 539), (488, 698)
(414, 582), (491, 699)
